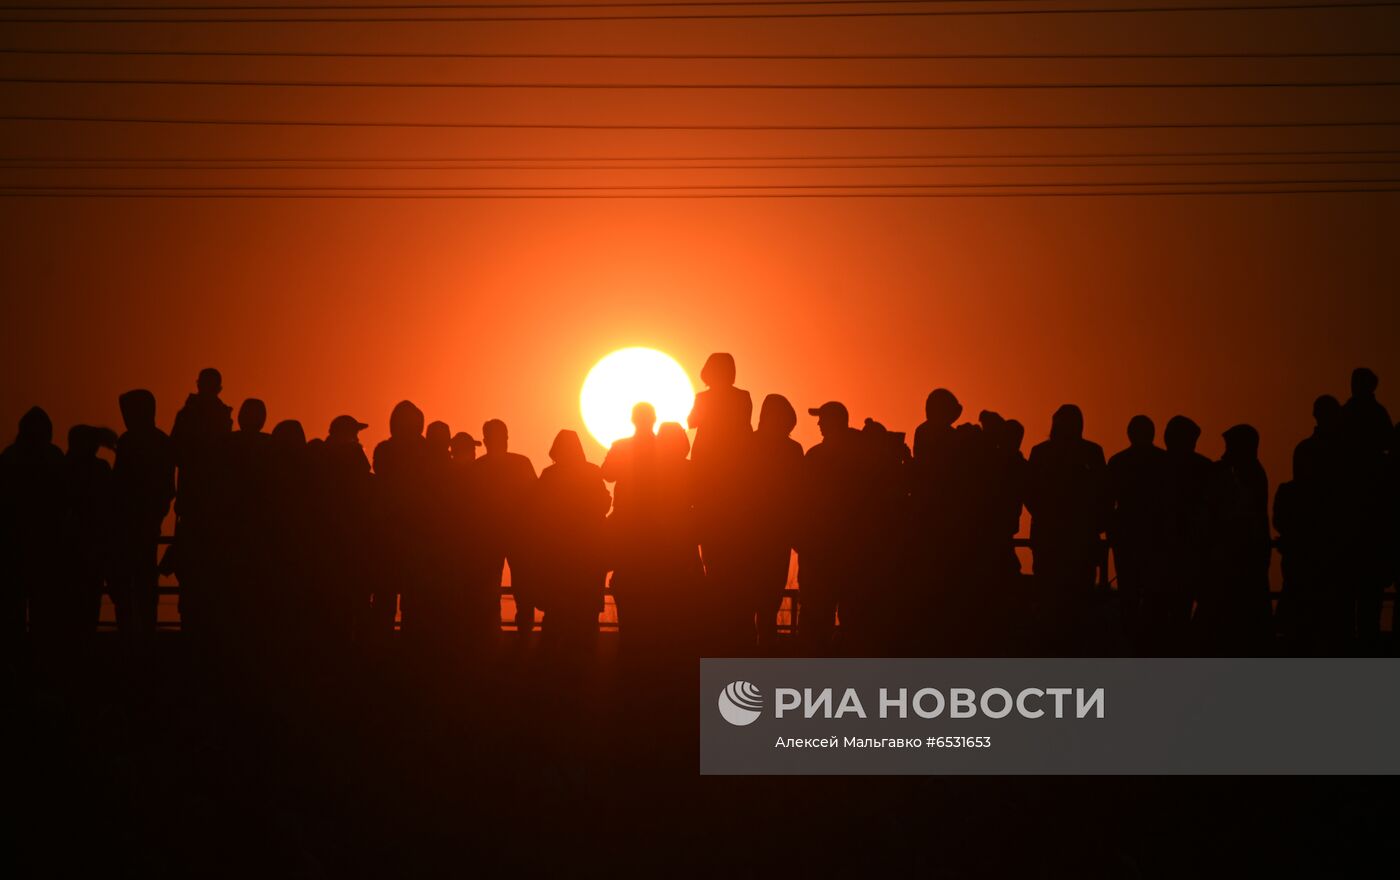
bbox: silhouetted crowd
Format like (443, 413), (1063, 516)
(3, 358), (1398, 673)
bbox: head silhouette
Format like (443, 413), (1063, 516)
(388, 401), (424, 439)
(450, 431), (481, 460)
(657, 422), (690, 460)
(1351, 367), (1379, 397)
(426, 420), (451, 453)
(196, 367), (222, 396)
(16, 406), (53, 446)
(271, 419), (306, 449)
(1222, 424), (1260, 461)
(482, 419), (509, 454)
(863, 417), (887, 436)
(67, 424), (115, 458)
(1312, 394), (1342, 430)
(238, 398), (267, 433)
(328, 415), (368, 444)
(1004, 419), (1026, 454)
(700, 353), (737, 389)
(1049, 404), (1084, 442)
(1127, 415), (1155, 448)
(979, 409), (1005, 435)
(549, 429), (586, 466)
(118, 389), (157, 432)
(757, 393), (798, 438)
(631, 402), (657, 437)
(1292, 443), (1320, 484)
(1163, 415), (1201, 454)
(808, 401), (850, 439)
(925, 388), (962, 427)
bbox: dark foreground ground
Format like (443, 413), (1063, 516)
(10, 633), (1395, 878)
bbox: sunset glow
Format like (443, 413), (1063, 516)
(580, 347), (696, 449)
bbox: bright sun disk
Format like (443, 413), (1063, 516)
(580, 347), (695, 449)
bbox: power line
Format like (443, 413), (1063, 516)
(8, 114), (1400, 129)
(0, 1), (1099, 9)
(7, 75), (1399, 88)
(4, 2), (1398, 24)
(4, 157), (1399, 169)
(5, 149), (1396, 162)
(3, 186), (1397, 199)
(3, 48), (1398, 60)
(4, 177), (1397, 189)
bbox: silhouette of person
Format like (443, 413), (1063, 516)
(638, 421), (703, 656)
(688, 353), (753, 467)
(426, 420), (453, 471)
(54, 425), (117, 647)
(1158, 415), (1213, 649)
(657, 420), (704, 582)
(1339, 368), (1393, 650)
(988, 417), (1029, 580)
(371, 401), (430, 642)
(687, 353), (754, 649)
(911, 388), (985, 651)
(110, 389), (175, 646)
(796, 401), (875, 653)
(1027, 405), (1109, 647)
(856, 416), (913, 653)
(449, 431), (480, 465)
(168, 368), (233, 636)
(475, 419), (538, 634)
(415, 418), (465, 649)
(1294, 395), (1344, 486)
(260, 419), (312, 660)
(603, 402), (660, 647)
(1343, 368), (1393, 456)
(443, 428), (504, 643)
(218, 398), (273, 640)
(1107, 415), (1170, 643)
(531, 430), (611, 649)
(312, 415), (375, 654)
(1199, 424), (1273, 653)
(734, 394), (804, 650)
(1274, 441), (1345, 653)
(0, 407), (65, 662)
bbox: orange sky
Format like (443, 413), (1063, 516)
(2, 3), (1398, 498)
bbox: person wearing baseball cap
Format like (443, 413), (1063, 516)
(798, 398), (870, 651)
(449, 431), (481, 464)
(327, 414), (368, 442)
(806, 400), (849, 430)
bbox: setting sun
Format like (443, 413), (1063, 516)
(580, 347), (696, 449)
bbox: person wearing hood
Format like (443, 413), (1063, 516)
(796, 401), (875, 653)
(1027, 404), (1110, 598)
(1026, 404), (1109, 651)
(531, 430), (611, 649)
